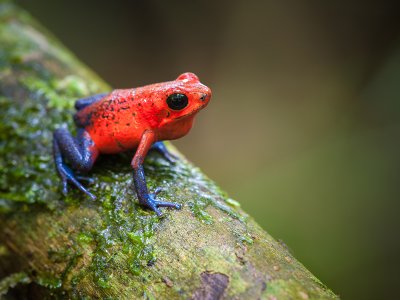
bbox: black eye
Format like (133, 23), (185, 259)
(166, 93), (188, 110)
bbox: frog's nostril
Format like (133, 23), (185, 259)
(200, 94), (207, 101)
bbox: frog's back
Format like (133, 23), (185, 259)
(74, 90), (130, 123)
(74, 89), (144, 153)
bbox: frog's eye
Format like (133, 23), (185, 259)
(166, 93), (188, 110)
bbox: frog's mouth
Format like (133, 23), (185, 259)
(174, 111), (195, 120)
(173, 108), (197, 120)
(174, 103), (207, 120)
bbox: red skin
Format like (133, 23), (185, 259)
(75, 72), (211, 154)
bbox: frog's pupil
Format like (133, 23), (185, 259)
(166, 93), (188, 110)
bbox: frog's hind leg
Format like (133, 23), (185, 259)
(53, 128), (99, 200)
(150, 142), (178, 163)
(75, 93), (108, 110)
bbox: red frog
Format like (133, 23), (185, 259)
(53, 72), (211, 216)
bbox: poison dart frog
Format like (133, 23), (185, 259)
(53, 72), (211, 216)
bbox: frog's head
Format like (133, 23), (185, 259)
(155, 72), (212, 140)
(164, 72), (211, 119)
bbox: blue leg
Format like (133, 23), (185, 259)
(53, 128), (99, 199)
(133, 166), (181, 216)
(132, 132), (181, 216)
(74, 93), (108, 110)
(150, 142), (178, 163)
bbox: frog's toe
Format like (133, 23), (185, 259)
(143, 196), (162, 216)
(76, 175), (95, 184)
(149, 190), (181, 209)
(142, 191), (181, 217)
(154, 200), (182, 210)
(57, 165), (96, 200)
(153, 187), (163, 195)
(70, 178), (96, 200)
(75, 183), (96, 200)
(153, 206), (163, 217)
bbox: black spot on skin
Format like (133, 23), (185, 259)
(166, 111), (170, 118)
(126, 123), (130, 126)
(117, 98), (128, 104)
(101, 111), (115, 120)
(192, 272), (229, 300)
(132, 112), (136, 117)
(100, 99), (113, 111)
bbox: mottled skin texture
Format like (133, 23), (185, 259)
(53, 72), (211, 216)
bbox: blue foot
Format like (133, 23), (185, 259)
(56, 164), (96, 200)
(142, 188), (181, 217)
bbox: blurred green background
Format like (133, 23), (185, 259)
(15, 0), (400, 299)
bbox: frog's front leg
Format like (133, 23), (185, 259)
(53, 128), (99, 200)
(131, 130), (181, 216)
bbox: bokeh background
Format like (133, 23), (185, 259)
(15, 0), (400, 299)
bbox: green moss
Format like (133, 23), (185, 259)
(48, 248), (74, 263)
(263, 279), (337, 300)
(0, 7), (105, 210)
(127, 232), (143, 245)
(20, 75), (95, 110)
(55, 75), (93, 98)
(21, 76), (72, 110)
(228, 271), (249, 296)
(187, 200), (213, 224)
(96, 277), (110, 289)
(36, 274), (62, 289)
(78, 184), (159, 290)
(0, 272), (30, 296)
(0, 95), (63, 208)
(239, 233), (254, 245)
(77, 232), (93, 245)
(225, 198), (241, 207)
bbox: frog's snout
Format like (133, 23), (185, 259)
(199, 85), (212, 104)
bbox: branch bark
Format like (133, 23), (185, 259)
(0, 1), (338, 299)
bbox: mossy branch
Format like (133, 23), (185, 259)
(0, 1), (338, 299)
